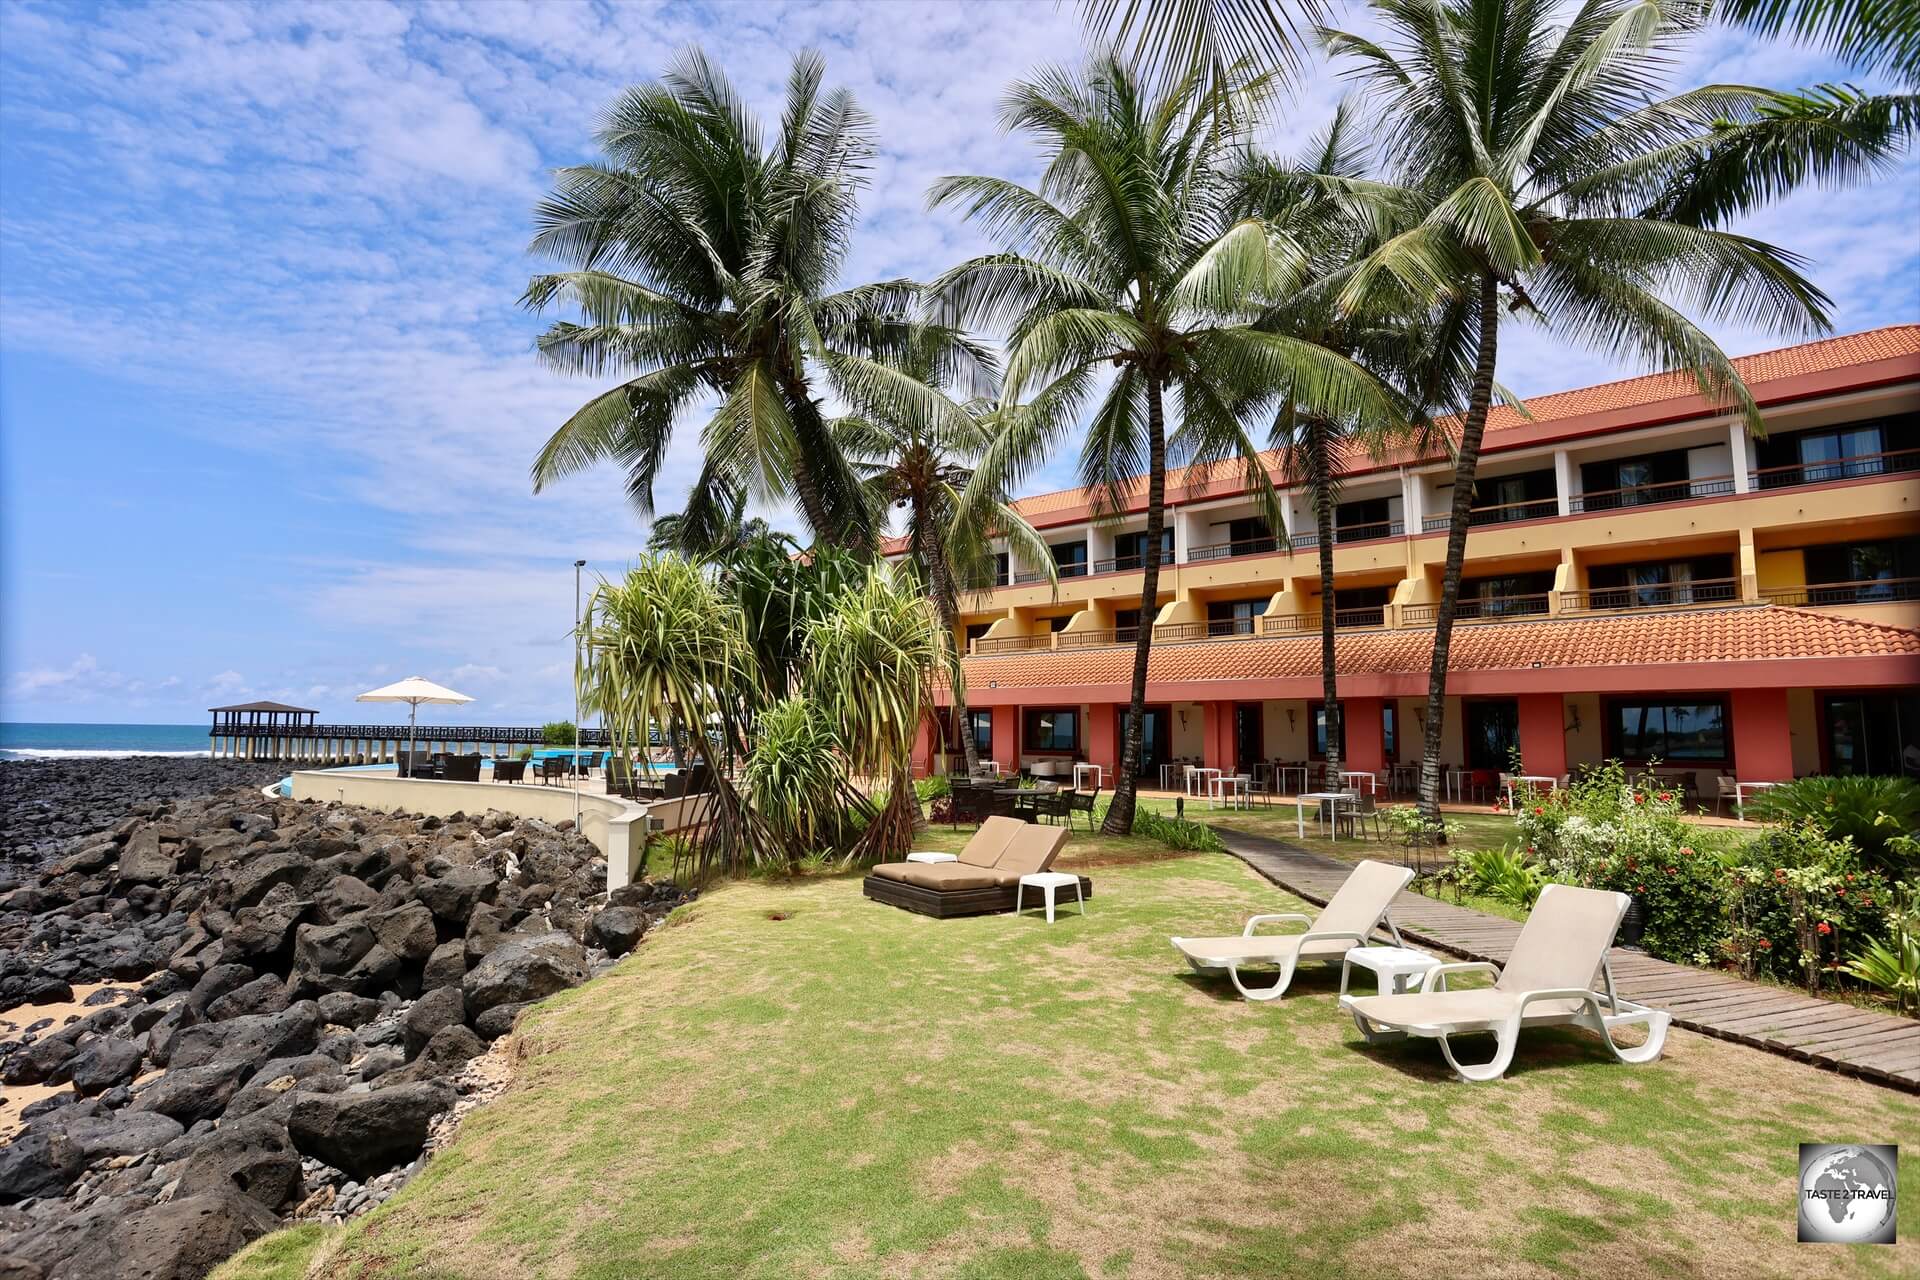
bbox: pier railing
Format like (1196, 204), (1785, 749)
(210, 724), (614, 745)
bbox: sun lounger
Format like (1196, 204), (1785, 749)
(1170, 859), (1414, 1001)
(1340, 883), (1671, 1082)
(863, 820), (1085, 918)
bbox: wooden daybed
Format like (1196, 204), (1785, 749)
(863, 817), (1092, 918)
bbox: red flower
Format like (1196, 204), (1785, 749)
(1863, 898), (1874, 907)
(1633, 793), (1645, 805)
(1679, 846), (1693, 857)
(1532, 806), (1544, 816)
(1659, 791), (1672, 802)
(1836, 888), (1847, 897)
(1775, 868), (1788, 881)
(1846, 874), (1856, 883)
(1758, 938), (1773, 949)
(1636, 884), (1646, 893)
(1816, 921), (1832, 936)
(1667, 867), (1678, 875)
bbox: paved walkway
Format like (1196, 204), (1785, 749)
(1214, 827), (1920, 1093)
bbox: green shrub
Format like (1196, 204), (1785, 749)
(1726, 822), (1892, 989)
(914, 775), (951, 802)
(1120, 804), (1224, 852)
(741, 696), (849, 866)
(1748, 775), (1920, 872)
(1456, 844), (1544, 907)
(541, 720), (578, 746)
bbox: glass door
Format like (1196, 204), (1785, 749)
(1234, 704), (1263, 771)
(1465, 700), (1520, 770)
(1124, 706), (1170, 779)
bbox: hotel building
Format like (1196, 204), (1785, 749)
(904, 326), (1920, 795)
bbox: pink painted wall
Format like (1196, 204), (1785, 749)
(1731, 687), (1795, 780)
(1344, 698), (1386, 775)
(1517, 692), (1568, 779)
(991, 705), (1019, 772)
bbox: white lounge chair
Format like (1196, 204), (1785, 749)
(1341, 883), (1671, 1082)
(1170, 860), (1415, 1002)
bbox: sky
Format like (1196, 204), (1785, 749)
(1, 0), (1915, 727)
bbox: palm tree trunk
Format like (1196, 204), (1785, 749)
(1419, 272), (1501, 827)
(1104, 373), (1167, 836)
(927, 548), (981, 776)
(1313, 422), (1343, 789)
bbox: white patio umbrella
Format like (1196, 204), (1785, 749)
(356, 677), (473, 770)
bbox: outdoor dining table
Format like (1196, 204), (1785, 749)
(1504, 774), (1558, 811)
(1734, 779), (1783, 819)
(1296, 791), (1354, 839)
(1444, 769), (1469, 803)
(1271, 764), (1308, 795)
(1338, 770), (1380, 795)
(1073, 762), (1104, 791)
(1185, 766), (1220, 798)
(1208, 773), (1249, 810)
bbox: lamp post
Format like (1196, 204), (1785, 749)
(574, 559), (586, 828)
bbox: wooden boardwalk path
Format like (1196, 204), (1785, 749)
(1214, 827), (1920, 1093)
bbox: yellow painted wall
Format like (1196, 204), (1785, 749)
(1788, 688), (1821, 777)
(1756, 548), (1804, 593)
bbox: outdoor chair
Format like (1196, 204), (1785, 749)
(1338, 790), (1384, 840)
(1170, 860), (1415, 1002)
(1035, 788), (1072, 825)
(492, 759), (526, 784)
(1341, 883), (1671, 1082)
(948, 784), (991, 828)
(1467, 769), (1497, 803)
(1066, 787), (1098, 831)
(538, 757), (567, 785)
(442, 754), (482, 782)
(1714, 775), (1739, 818)
(606, 757), (635, 797)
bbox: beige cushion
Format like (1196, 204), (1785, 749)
(995, 824), (1069, 876)
(958, 815), (1024, 868)
(870, 862), (1003, 891)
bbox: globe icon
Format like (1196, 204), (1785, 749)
(1800, 1145), (1897, 1244)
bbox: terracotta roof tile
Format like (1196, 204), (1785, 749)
(993, 325), (1920, 525)
(957, 606), (1920, 692)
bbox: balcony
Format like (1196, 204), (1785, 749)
(1187, 534), (1278, 562)
(1263, 606), (1388, 632)
(1054, 627), (1140, 649)
(1754, 448), (1920, 490)
(1567, 475), (1734, 513)
(1154, 617), (1264, 642)
(1088, 549), (1174, 575)
(1557, 577), (1742, 613)
(1290, 519), (1404, 549)
(1419, 496), (1559, 533)
(1760, 576), (1920, 607)
(1402, 593), (1552, 624)
(971, 634), (1051, 655)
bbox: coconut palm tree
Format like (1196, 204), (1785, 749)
(928, 56), (1397, 833)
(1719, 0), (1920, 84)
(524, 48), (990, 551)
(1079, 0), (1331, 96)
(839, 354), (1058, 777)
(645, 481), (774, 559)
(1312, 0), (1907, 822)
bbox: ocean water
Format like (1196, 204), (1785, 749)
(0, 722), (211, 759)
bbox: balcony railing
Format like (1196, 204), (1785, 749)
(1567, 475), (1733, 513)
(1760, 576), (1920, 607)
(1419, 496), (1560, 533)
(1402, 592), (1553, 624)
(1333, 519), (1403, 543)
(1054, 627), (1141, 649)
(1558, 577), (1743, 613)
(1187, 535), (1279, 562)
(1263, 606), (1388, 632)
(1154, 617), (1266, 642)
(972, 634), (1051, 655)
(1088, 550), (1174, 575)
(1754, 448), (1920, 490)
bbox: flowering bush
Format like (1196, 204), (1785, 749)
(1726, 822), (1892, 989)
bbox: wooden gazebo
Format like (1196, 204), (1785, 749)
(210, 701), (316, 761)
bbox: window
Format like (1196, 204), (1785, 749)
(1047, 614), (1075, 632)
(1115, 530), (1173, 569)
(1461, 572), (1554, 617)
(1804, 537), (1920, 600)
(1024, 708), (1078, 753)
(1476, 469), (1556, 519)
(1579, 449), (1687, 507)
(1051, 540), (1088, 577)
(1607, 698), (1729, 762)
(1206, 597), (1267, 636)
(1114, 608), (1142, 641)
(968, 709), (992, 755)
(1465, 700), (1520, 770)
(1332, 585), (1391, 626)
(993, 553), (1008, 585)
(1587, 555), (1736, 607)
(1307, 700), (1339, 760)
(1382, 704), (1397, 760)
(1756, 414), (1916, 486)
(1214, 516), (1276, 555)
(1335, 497), (1392, 539)
(964, 622), (994, 646)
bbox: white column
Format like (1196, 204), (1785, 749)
(1553, 449), (1574, 517)
(1728, 421), (1752, 493)
(1399, 470), (1425, 533)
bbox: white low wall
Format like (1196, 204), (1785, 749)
(289, 772), (666, 892)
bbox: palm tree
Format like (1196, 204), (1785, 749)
(840, 354), (1058, 777)
(524, 48), (989, 551)
(929, 57), (1396, 833)
(645, 481), (773, 559)
(1079, 0), (1331, 96)
(1719, 0), (1920, 84)
(1312, 0), (1907, 824)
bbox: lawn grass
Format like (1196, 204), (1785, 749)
(222, 842), (1919, 1280)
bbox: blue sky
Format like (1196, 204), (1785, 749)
(2, 0), (1915, 727)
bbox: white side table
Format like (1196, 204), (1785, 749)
(1074, 762), (1104, 791)
(1734, 780), (1781, 819)
(905, 851), (958, 864)
(1015, 871), (1086, 923)
(1341, 945), (1441, 996)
